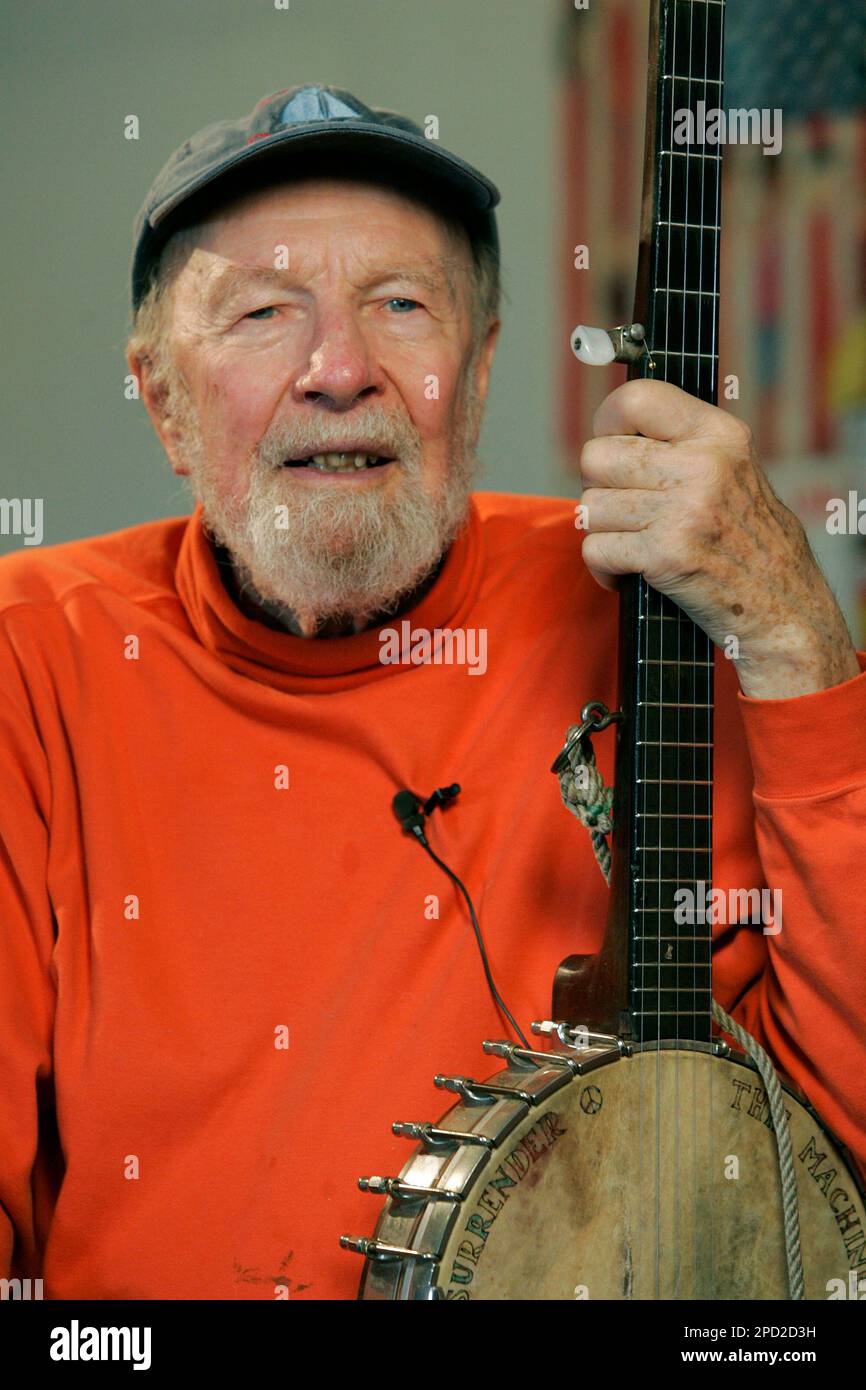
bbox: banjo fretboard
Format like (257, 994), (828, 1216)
(621, 0), (725, 1044)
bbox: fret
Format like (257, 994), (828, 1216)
(634, 908), (713, 916)
(639, 662), (711, 704)
(635, 707), (712, 745)
(635, 876), (712, 896)
(635, 778), (712, 785)
(637, 741), (711, 747)
(636, 957), (712, 967)
(657, 220), (719, 229)
(636, 850), (711, 861)
(634, 942), (713, 949)
(632, 1010), (710, 1017)
(635, 968), (712, 980)
(654, 287), (720, 297)
(659, 72), (728, 149)
(656, 155), (720, 232)
(640, 623), (704, 654)
(636, 845), (711, 865)
(634, 984), (709, 992)
(659, 150), (722, 161)
(634, 883), (715, 912)
(637, 701), (710, 709)
(633, 899), (715, 909)
(634, 998), (712, 1011)
(661, 1), (724, 85)
(636, 872), (706, 884)
(635, 966), (712, 979)
(648, 286), (719, 356)
(650, 351), (719, 360)
(655, 226), (720, 294)
(634, 934), (711, 942)
(634, 912), (713, 924)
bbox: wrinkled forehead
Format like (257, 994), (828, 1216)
(171, 173), (472, 277)
(164, 178), (475, 324)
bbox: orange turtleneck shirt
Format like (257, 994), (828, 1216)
(1, 493), (865, 1300)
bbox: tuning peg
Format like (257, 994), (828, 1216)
(571, 322), (654, 369)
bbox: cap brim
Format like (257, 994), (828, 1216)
(132, 122), (500, 308)
(149, 122), (500, 228)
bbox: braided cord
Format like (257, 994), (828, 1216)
(554, 730), (805, 1299)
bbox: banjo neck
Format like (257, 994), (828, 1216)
(554, 0), (725, 1046)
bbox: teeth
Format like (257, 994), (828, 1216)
(308, 451), (377, 471)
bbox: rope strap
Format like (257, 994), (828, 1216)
(556, 722), (614, 882)
(554, 726), (805, 1300)
(711, 999), (805, 1299)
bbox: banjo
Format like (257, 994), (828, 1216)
(340, 0), (866, 1299)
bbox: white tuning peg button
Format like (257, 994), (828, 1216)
(571, 325), (616, 366)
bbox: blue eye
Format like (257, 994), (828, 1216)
(245, 306), (276, 320)
(386, 298), (419, 313)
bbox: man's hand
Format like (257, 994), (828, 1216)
(579, 379), (860, 699)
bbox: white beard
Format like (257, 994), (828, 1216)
(171, 360), (485, 636)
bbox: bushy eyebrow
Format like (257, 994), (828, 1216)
(203, 256), (463, 312)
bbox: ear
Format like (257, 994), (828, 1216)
(126, 346), (192, 477)
(472, 317), (501, 405)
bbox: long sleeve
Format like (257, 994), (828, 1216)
(0, 623), (59, 1281)
(719, 651), (866, 1174)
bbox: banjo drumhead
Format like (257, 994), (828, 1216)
(364, 1048), (866, 1300)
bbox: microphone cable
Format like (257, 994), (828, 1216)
(392, 786), (530, 1049)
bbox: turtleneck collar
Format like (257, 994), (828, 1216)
(175, 499), (485, 693)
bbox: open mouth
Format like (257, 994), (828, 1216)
(282, 452), (394, 473)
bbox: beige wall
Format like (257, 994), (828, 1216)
(1, 0), (569, 550)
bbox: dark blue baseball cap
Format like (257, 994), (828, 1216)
(130, 84), (501, 310)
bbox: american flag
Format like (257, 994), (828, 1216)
(558, 0), (866, 464)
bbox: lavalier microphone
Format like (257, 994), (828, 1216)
(392, 784), (461, 844)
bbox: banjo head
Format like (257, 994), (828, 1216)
(353, 1044), (866, 1300)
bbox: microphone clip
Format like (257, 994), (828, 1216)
(392, 784), (461, 843)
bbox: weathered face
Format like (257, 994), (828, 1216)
(136, 177), (499, 635)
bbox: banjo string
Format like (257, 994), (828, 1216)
(693, 0), (705, 1298)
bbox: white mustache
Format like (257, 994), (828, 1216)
(254, 409), (422, 472)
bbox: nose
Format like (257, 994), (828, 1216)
(292, 311), (385, 410)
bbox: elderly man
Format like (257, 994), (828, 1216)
(1, 86), (864, 1302)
